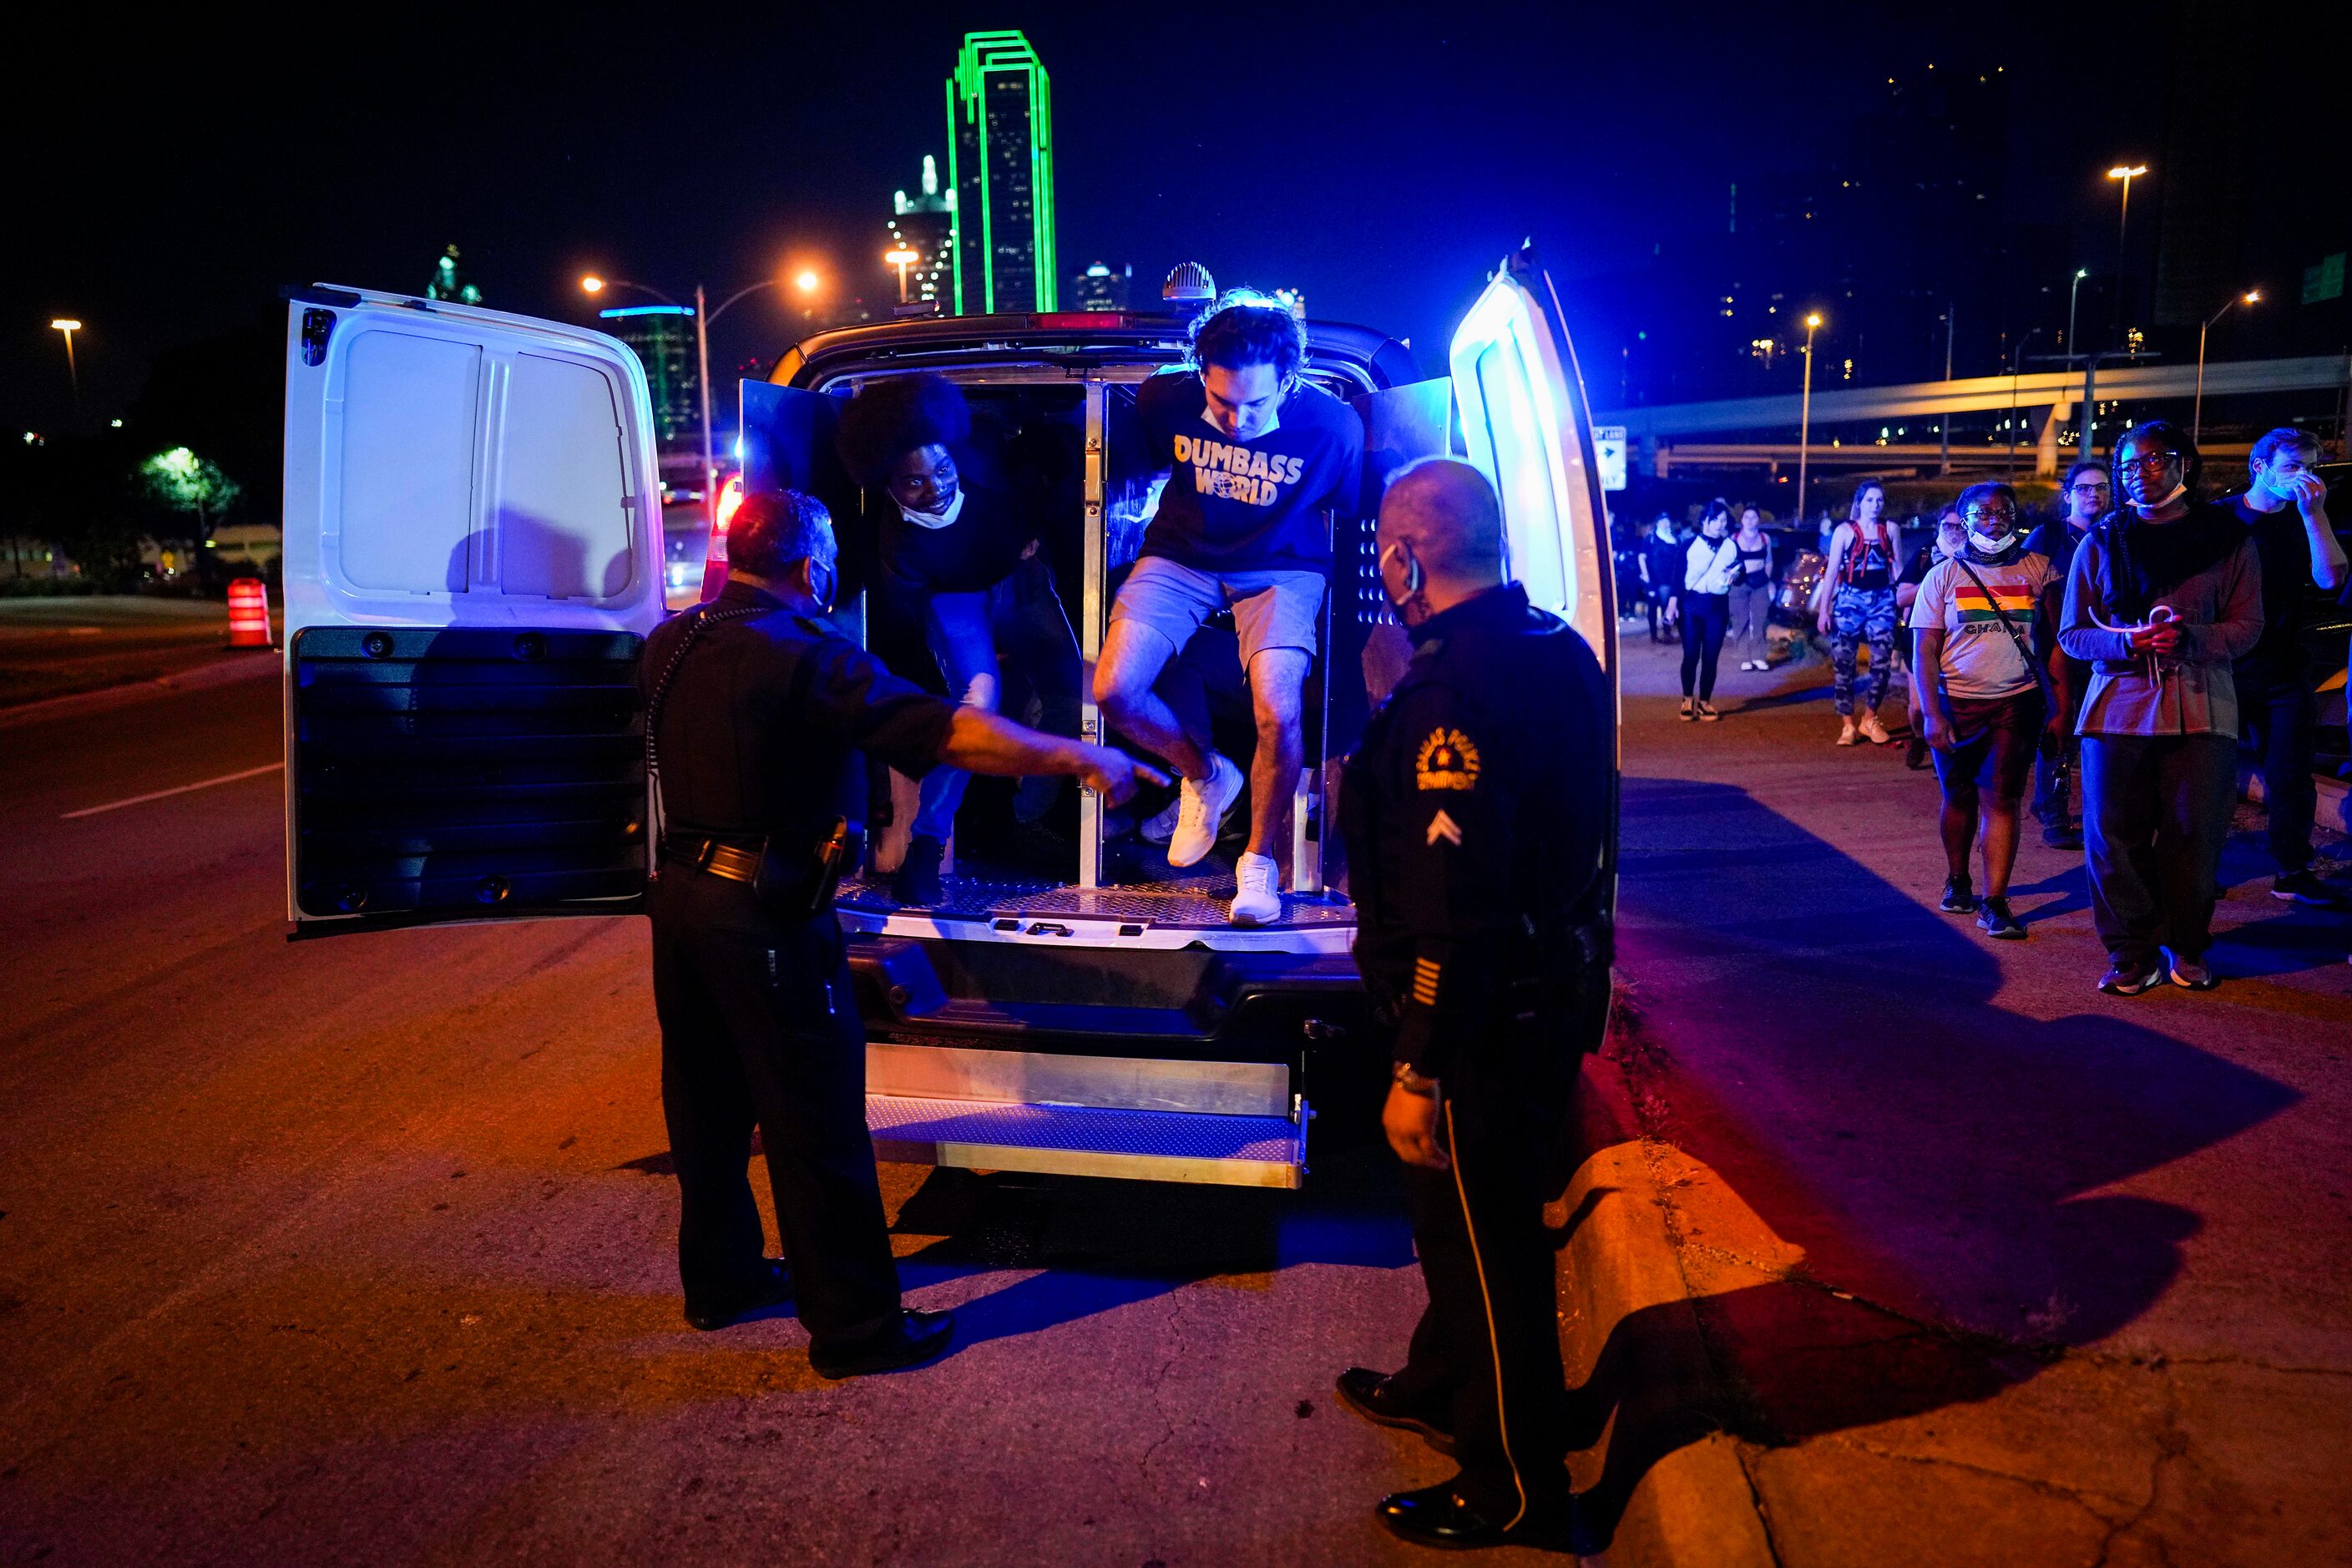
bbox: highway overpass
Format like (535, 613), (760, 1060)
(1596, 354), (2352, 476)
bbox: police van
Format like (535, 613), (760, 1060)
(278, 247), (1619, 1191)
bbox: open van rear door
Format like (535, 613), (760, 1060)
(1447, 245), (1622, 947)
(280, 286), (666, 935)
(1448, 248), (1618, 680)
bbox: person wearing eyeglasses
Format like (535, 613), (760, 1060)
(1911, 485), (2056, 938)
(2022, 461), (2113, 849)
(2225, 427), (2348, 909)
(2058, 422), (2263, 995)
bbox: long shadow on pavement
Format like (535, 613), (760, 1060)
(1570, 774), (2302, 1543)
(888, 1149), (1418, 1353)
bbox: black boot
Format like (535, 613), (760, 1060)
(1334, 1367), (1456, 1455)
(683, 1258), (792, 1332)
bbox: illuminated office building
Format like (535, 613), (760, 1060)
(598, 305), (698, 452)
(1072, 262), (1130, 312)
(888, 154), (957, 310)
(947, 30), (1057, 313)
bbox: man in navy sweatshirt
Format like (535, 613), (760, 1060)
(1095, 294), (1365, 925)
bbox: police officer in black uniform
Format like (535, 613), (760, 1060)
(1334, 458), (1613, 1550)
(641, 490), (1152, 1376)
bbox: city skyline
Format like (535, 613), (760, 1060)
(9, 4), (2346, 445)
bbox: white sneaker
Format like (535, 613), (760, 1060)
(1230, 852), (1282, 927)
(1167, 754), (1243, 868)
(1859, 711), (1891, 746)
(1141, 793), (1181, 845)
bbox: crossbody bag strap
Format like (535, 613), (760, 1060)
(1950, 556), (2053, 703)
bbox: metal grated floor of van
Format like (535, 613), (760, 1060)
(836, 857), (1356, 929)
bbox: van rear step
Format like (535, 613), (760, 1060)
(862, 1043), (1308, 1189)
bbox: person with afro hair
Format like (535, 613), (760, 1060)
(835, 373), (1060, 903)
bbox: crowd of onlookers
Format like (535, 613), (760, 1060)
(1615, 424), (2349, 989)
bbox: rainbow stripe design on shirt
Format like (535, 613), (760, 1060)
(1953, 581), (2036, 625)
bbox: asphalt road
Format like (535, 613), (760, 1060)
(5, 635), (2348, 1566)
(0, 597), (271, 710)
(0, 670), (1500, 1566)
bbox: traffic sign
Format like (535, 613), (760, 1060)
(1593, 424), (1627, 492)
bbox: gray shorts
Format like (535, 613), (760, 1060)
(1109, 556), (1326, 666)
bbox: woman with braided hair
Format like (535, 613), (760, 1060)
(2058, 421), (2263, 995)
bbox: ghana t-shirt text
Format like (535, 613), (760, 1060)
(1131, 371), (1364, 574)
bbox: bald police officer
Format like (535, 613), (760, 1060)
(642, 490), (1153, 1376)
(1335, 458), (1613, 1550)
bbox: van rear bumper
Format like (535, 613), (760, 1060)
(847, 933), (1378, 1188)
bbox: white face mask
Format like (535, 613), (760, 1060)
(2130, 481), (2186, 517)
(897, 488), (966, 530)
(1967, 526), (2018, 558)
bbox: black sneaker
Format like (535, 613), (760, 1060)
(1976, 896), (2026, 939)
(1904, 735), (1930, 771)
(2271, 871), (2347, 908)
(892, 834), (946, 906)
(2097, 962), (2165, 996)
(2041, 820), (2084, 850)
(1940, 877), (1979, 913)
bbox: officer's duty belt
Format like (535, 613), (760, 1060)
(663, 837), (761, 885)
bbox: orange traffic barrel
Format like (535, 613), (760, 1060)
(226, 578), (273, 649)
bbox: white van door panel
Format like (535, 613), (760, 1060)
(1447, 255), (1616, 675)
(281, 287), (665, 933)
(284, 287), (662, 631)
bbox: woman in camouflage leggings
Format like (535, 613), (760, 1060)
(1811, 480), (1901, 746)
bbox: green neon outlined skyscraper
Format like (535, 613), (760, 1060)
(946, 30), (1057, 314)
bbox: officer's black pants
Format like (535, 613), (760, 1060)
(1391, 1051), (1572, 1521)
(648, 867), (899, 1348)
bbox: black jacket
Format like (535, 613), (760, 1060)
(1341, 583), (1613, 1076)
(640, 580), (955, 857)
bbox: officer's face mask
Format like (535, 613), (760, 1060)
(802, 554), (838, 614)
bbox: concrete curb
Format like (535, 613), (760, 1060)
(0, 651), (279, 731)
(1557, 1006), (1777, 1566)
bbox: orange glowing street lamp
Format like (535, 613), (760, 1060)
(50, 318), (83, 407)
(883, 245), (921, 303)
(1796, 311), (1823, 525)
(2106, 164), (2148, 337)
(2193, 290), (2261, 444)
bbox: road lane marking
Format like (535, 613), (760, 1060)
(61, 762), (283, 819)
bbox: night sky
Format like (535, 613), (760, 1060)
(13, 1), (2127, 437)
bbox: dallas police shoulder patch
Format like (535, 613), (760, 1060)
(1414, 727), (1482, 792)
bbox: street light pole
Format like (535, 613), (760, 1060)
(2066, 269), (2087, 357)
(2193, 290), (2260, 446)
(693, 284), (717, 526)
(583, 272), (801, 527)
(2106, 164), (2146, 340)
(49, 319), (82, 412)
(2006, 328), (2042, 479)
(1939, 301), (1955, 476)
(1797, 312), (1822, 527)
